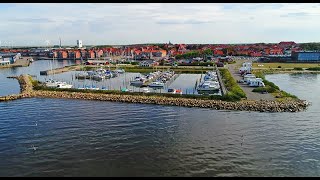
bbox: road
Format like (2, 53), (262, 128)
(226, 60), (275, 101)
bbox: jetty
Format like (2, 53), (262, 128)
(40, 65), (80, 75)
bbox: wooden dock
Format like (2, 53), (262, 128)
(216, 68), (227, 96)
(40, 65), (80, 75)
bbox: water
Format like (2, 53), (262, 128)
(0, 60), (77, 96)
(0, 60), (215, 95)
(0, 64), (320, 176)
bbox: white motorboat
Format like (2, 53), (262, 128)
(85, 85), (100, 90)
(93, 74), (105, 81)
(45, 79), (64, 88)
(168, 88), (183, 94)
(204, 71), (218, 81)
(204, 74), (217, 81)
(130, 76), (146, 86)
(75, 72), (89, 79)
(148, 81), (165, 88)
(197, 81), (220, 91)
(56, 83), (73, 89)
(142, 88), (150, 93)
(114, 68), (125, 74)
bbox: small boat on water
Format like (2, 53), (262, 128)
(121, 88), (133, 92)
(93, 73), (105, 81)
(45, 79), (73, 89)
(197, 81), (220, 91)
(204, 71), (218, 81)
(56, 82), (73, 89)
(168, 88), (182, 94)
(45, 79), (63, 88)
(130, 76), (146, 86)
(85, 85), (100, 90)
(75, 72), (89, 79)
(148, 81), (165, 88)
(114, 68), (125, 74)
(142, 88), (150, 93)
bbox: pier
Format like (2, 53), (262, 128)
(216, 68), (227, 96)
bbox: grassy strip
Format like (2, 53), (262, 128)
(33, 85), (236, 101)
(219, 68), (246, 101)
(293, 67), (303, 71)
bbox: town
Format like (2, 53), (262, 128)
(1, 41), (320, 68)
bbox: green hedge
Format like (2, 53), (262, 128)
(306, 67), (320, 71)
(219, 68), (246, 101)
(293, 67), (303, 71)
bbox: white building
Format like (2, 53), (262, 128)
(77, 40), (83, 48)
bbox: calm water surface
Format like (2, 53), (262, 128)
(0, 63), (319, 176)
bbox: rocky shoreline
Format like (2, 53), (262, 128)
(0, 75), (310, 112)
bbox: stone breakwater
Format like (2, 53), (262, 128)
(0, 75), (310, 112)
(0, 75), (34, 102)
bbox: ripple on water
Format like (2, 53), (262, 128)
(0, 73), (320, 176)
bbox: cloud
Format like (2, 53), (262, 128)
(156, 19), (212, 25)
(280, 12), (308, 17)
(10, 17), (56, 23)
(0, 3), (320, 45)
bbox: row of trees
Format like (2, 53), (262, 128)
(299, 43), (320, 51)
(175, 49), (213, 59)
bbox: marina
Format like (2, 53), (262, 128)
(35, 61), (222, 95)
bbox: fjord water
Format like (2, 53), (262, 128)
(0, 62), (319, 176)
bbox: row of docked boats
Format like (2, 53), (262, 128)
(75, 68), (125, 81)
(130, 71), (162, 86)
(130, 70), (175, 88)
(197, 71), (220, 91)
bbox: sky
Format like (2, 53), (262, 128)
(0, 3), (320, 46)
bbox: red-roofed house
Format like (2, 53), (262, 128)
(278, 41), (296, 48)
(86, 51), (95, 59)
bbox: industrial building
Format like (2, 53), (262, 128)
(260, 51), (320, 63)
(0, 53), (21, 64)
(77, 40), (83, 48)
(291, 51), (320, 62)
(0, 56), (10, 66)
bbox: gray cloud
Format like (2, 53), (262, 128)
(9, 17), (55, 23)
(280, 12), (308, 17)
(156, 19), (212, 25)
(1, 3), (320, 45)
